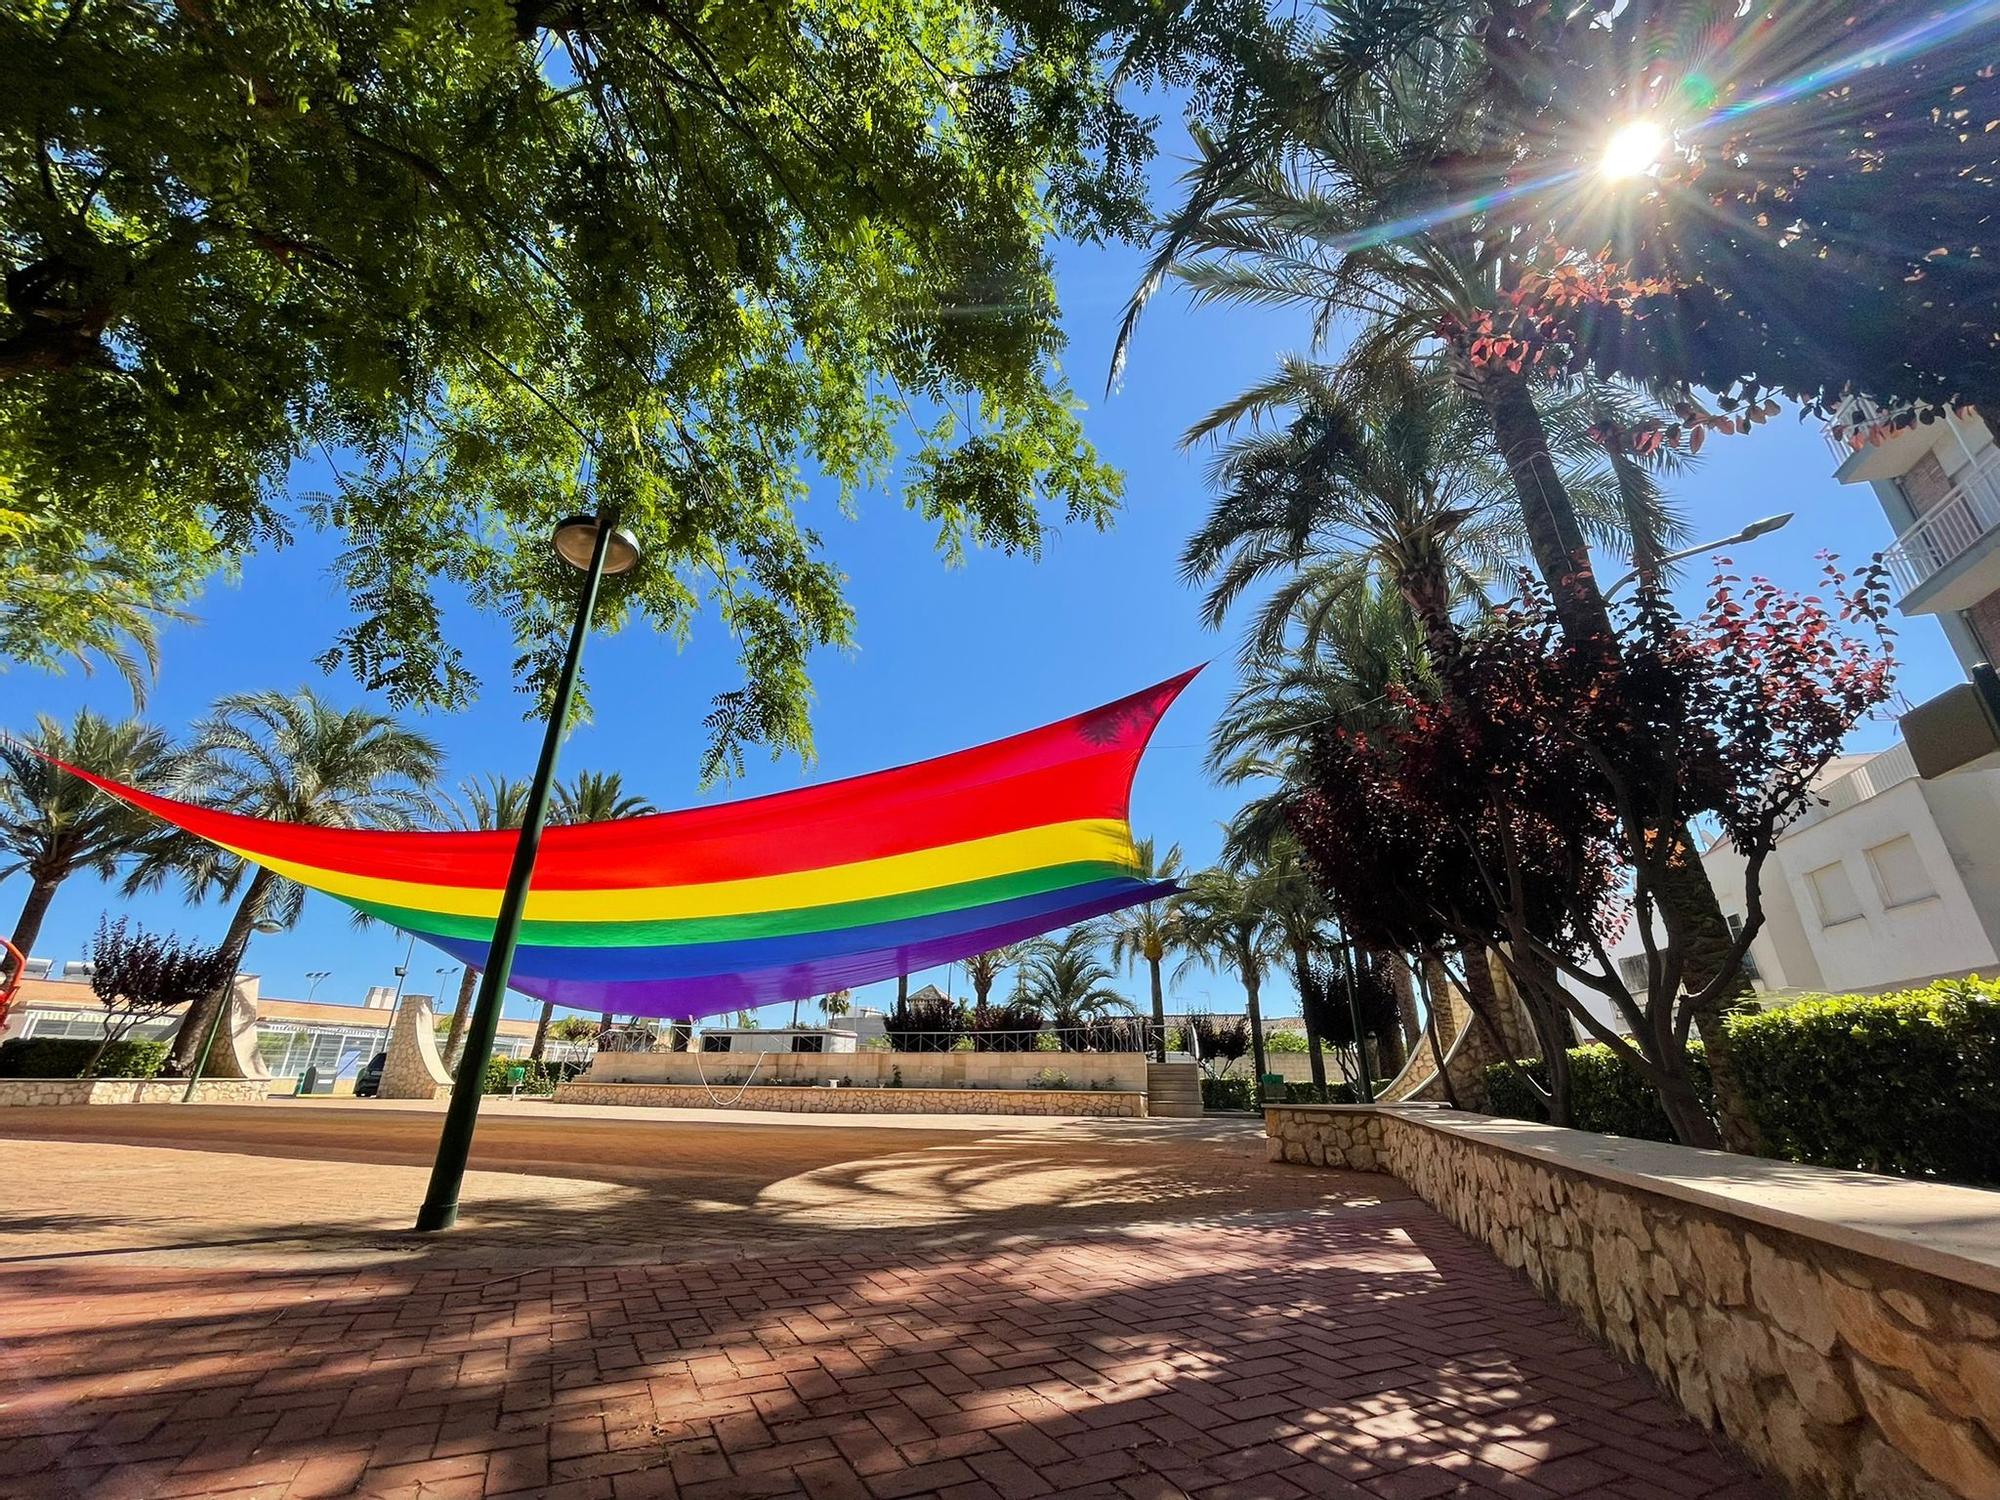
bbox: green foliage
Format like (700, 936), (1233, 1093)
(0, 0), (1274, 766)
(1483, 1044), (1713, 1144)
(0, 1036), (167, 1079)
(1264, 1028), (1309, 1053)
(1726, 980), (2000, 1186)
(1200, 1075), (1258, 1111)
(478, 1055), (588, 1095)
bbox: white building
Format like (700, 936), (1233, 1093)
(1576, 742), (2000, 1033)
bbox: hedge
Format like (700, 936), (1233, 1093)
(0, 1037), (169, 1079)
(1480, 979), (2000, 1185)
(1725, 977), (2000, 1185)
(1199, 1076), (1359, 1110)
(479, 1055), (591, 1095)
(1483, 1043), (1712, 1144)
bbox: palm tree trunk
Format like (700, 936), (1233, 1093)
(442, 967), (478, 1069)
(1477, 366), (1615, 646)
(530, 1000), (554, 1061)
(9, 873), (62, 959)
(1292, 940), (1326, 1091)
(163, 868), (275, 1079)
(1147, 957), (1167, 1063)
(1244, 967), (1268, 1090)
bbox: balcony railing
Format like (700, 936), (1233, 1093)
(1821, 394), (1919, 463)
(1882, 451), (2000, 597)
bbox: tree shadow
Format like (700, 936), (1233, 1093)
(0, 1197), (1774, 1499)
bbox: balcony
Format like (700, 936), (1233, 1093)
(1882, 450), (2000, 610)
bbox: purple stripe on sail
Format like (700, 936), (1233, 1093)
(488, 881), (1170, 1020)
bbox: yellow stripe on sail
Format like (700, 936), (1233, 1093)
(210, 818), (1140, 924)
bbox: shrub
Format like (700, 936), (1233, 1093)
(1483, 1044), (1712, 1144)
(0, 1037), (168, 1079)
(479, 1056), (589, 1095)
(1201, 1075), (1258, 1111)
(1725, 978), (2000, 1185)
(1264, 1029), (1309, 1053)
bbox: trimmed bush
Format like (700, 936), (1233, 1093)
(1201, 1075), (1258, 1111)
(479, 1056), (590, 1095)
(1482, 1043), (1712, 1144)
(1725, 977), (2000, 1185)
(0, 1036), (168, 1079)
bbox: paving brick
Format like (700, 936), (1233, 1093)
(0, 1110), (1772, 1500)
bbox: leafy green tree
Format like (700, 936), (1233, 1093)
(1105, 837), (1189, 1062)
(0, 710), (174, 958)
(1, 0), (1271, 763)
(126, 689), (443, 1078)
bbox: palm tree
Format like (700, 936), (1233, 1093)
(127, 689), (443, 1078)
(1119, 28), (1624, 642)
(1016, 924), (1135, 1049)
(438, 774), (534, 1070)
(962, 948), (1019, 1010)
(819, 989), (853, 1023)
(1183, 351), (1683, 667)
(0, 711), (174, 958)
(529, 770), (657, 1055)
(1106, 837), (1189, 1063)
(0, 561), (187, 710)
(554, 770), (655, 826)
(1176, 863), (1281, 1086)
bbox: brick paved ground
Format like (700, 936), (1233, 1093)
(0, 1101), (1777, 1499)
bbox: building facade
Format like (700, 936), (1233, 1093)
(1, 970), (562, 1087)
(1830, 403), (2000, 673)
(1578, 743), (2000, 1034)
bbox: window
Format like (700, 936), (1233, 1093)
(701, 1034), (732, 1053)
(1807, 860), (1863, 926)
(1866, 835), (1936, 909)
(790, 1034), (824, 1054)
(1724, 913), (1761, 983)
(1617, 955), (1651, 994)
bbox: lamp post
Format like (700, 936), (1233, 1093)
(414, 511), (640, 1232)
(305, 970), (333, 1001)
(1604, 513), (1794, 600)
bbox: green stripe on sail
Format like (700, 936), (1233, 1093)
(337, 860), (1134, 948)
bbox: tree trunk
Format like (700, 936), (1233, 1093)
(1244, 969), (1268, 1088)
(162, 869), (275, 1079)
(1477, 366), (1615, 646)
(1292, 940), (1326, 1091)
(442, 967), (478, 1069)
(530, 1000), (554, 1061)
(1387, 953), (1422, 1055)
(1147, 956), (1167, 1063)
(1653, 843), (1764, 1154)
(1420, 962), (1462, 1110)
(9, 873), (62, 960)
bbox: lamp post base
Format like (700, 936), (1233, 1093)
(413, 1199), (459, 1233)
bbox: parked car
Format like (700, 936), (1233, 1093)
(353, 1051), (388, 1097)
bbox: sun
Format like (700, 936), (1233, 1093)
(1601, 119), (1668, 181)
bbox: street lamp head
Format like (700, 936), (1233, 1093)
(552, 514), (642, 576)
(1601, 118), (1667, 180)
(1738, 511), (1795, 541)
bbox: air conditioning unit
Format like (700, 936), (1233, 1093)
(61, 961), (95, 981)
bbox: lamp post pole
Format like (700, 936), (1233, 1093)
(415, 511), (631, 1232)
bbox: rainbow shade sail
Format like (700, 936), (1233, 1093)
(56, 671), (1196, 1019)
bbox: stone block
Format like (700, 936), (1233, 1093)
(1749, 1237), (1838, 1354)
(1854, 1361), (2000, 1500)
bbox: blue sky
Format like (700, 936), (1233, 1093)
(5, 164), (1959, 1028)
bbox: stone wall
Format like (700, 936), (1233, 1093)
(0, 1079), (268, 1106)
(376, 995), (452, 1100)
(555, 1082), (1144, 1116)
(1266, 1103), (2000, 1500)
(581, 1047), (1149, 1094)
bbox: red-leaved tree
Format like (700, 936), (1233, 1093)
(1289, 560), (1896, 1147)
